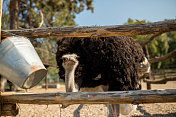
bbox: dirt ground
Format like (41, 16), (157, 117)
(7, 81), (176, 117)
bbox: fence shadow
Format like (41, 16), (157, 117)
(74, 104), (84, 117)
(73, 104), (115, 117)
(132, 106), (176, 117)
(105, 104), (114, 117)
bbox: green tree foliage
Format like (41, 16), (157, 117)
(2, 0), (10, 29)
(167, 32), (176, 65)
(125, 18), (176, 69)
(18, 0), (94, 28)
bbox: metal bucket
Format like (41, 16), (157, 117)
(0, 36), (47, 89)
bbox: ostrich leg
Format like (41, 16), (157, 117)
(111, 104), (120, 117)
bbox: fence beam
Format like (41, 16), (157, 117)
(1, 20), (176, 39)
(149, 49), (176, 63)
(1, 89), (176, 106)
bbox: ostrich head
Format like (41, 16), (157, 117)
(62, 54), (79, 92)
(62, 54), (79, 71)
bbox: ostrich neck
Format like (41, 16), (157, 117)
(65, 69), (78, 92)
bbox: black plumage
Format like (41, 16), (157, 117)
(56, 36), (145, 91)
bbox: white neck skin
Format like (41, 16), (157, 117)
(65, 68), (78, 92)
(62, 54), (79, 92)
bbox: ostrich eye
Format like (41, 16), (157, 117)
(62, 58), (68, 61)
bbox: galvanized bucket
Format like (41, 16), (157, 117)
(0, 36), (47, 89)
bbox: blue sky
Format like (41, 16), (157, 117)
(75, 0), (176, 26)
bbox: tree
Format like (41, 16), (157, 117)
(2, 0), (94, 83)
(18, 0), (94, 28)
(125, 18), (176, 69)
(167, 32), (176, 66)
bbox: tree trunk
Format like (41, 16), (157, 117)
(8, 0), (19, 91)
(9, 0), (18, 29)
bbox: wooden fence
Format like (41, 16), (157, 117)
(1, 13), (176, 116)
(1, 89), (176, 116)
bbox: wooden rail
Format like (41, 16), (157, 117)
(1, 89), (176, 106)
(1, 20), (176, 38)
(149, 49), (176, 63)
(144, 76), (176, 84)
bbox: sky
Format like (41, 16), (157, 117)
(75, 0), (176, 26)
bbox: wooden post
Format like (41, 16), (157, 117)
(0, 0), (3, 42)
(0, 2), (19, 116)
(0, 0), (3, 115)
(45, 74), (48, 90)
(143, 45), (151, 90)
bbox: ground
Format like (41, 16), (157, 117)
(9, 81), (176, 117)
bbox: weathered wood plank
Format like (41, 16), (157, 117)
(1, 20), (176, 38)
(1, 89), (176, 105)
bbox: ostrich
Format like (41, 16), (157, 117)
(56, 36), (150, 116)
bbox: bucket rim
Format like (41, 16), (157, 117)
(22, 68), (47, 89)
